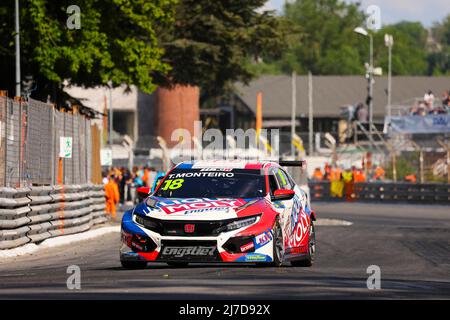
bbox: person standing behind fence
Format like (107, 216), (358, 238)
(105, 174), (120, 219)
(329, 165), (344, 198)
(343, 167), (355, 201)
(373, 165), (385, 181)
(312, 167), (324, 181)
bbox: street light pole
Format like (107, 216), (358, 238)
(369, 33), (374, 135)
(108, 82), (113, 165)
(385, 34), (394, 122)
(291, 70), (296, 157)
(15, 0), (21, 97)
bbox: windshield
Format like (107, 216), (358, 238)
(154, 169), (266, 198)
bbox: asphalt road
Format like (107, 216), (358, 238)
(0, 202), (449, 299)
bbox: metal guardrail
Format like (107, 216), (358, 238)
(309, 181), (450, 204)
(0, 184), (106, 250)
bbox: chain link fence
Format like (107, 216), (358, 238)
(0, 95), (100, 187)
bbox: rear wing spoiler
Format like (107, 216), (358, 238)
(278, 160), (306, 167)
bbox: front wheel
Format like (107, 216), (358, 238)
(270, 219), (284, 267)
(291, 221), (316, 267)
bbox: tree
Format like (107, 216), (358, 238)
(0, 0), (176, 103)
(263, 0), (367, 75)
(428, 14), (450, 75)
(374, 22), (428, 76)
(153, 0), (287, 95)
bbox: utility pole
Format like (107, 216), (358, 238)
(15, 0), (21, 97)
(308, 71), (313, 156)
(291, 70), (296, 157)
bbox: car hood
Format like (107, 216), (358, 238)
(133, 196), (264, 221)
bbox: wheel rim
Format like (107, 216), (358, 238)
(274, 222), (284, 262)
(308, 223), (316, 259)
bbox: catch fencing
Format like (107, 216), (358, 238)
(0, 184), (106, 250)
(0, 94), (107, 250)
(310, 181), (450, 204)
(0, 95), (101, 187)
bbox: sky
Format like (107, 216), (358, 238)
(265, 0), (450, 27)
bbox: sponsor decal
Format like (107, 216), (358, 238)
(282, 193), (310, 249)
(157, 198), (246, 214)
(255, 231), (272, 247)
(191, 160), (247, 169)
(168, 172), (235, 179)
(199, 168), (233, 172)
(243, 253), (270, 262)
(240, 242), (255, 253)
(162, 246), (216, 257)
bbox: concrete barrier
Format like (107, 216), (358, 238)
(309, 181), (450, 204)
(0, 184), (107, 250)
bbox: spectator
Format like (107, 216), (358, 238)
(423, 90), (435, 112)
(442, 90), (450, 108)
(105, 174), (120, 219)
(405, 173), (417, 184)
(312, 167), (324, 181)
(356, 103), (368, 123)
(329, 165), (344, 198)
(373, 165), (385, 181)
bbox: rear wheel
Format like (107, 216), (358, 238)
(167, 262), (189, 267)
(291, 221), (316, 267)
(121, 260), (147, 269)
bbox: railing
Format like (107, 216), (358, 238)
(310, 181), (450, 204)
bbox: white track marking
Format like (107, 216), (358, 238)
(315, 218), (353, 226)
(0, 226), (120, 259)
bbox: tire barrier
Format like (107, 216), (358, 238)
(0, 184), (106, 250)
(310, 181), (450, 204)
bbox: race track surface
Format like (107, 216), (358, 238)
(0, 202), (449, 299)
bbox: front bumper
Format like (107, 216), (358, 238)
(120, 211), (274, 263)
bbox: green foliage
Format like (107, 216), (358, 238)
(385, 152), (417, 181)
(252, 1), (449, 76)
(375, 22), (428, 75)
(254, 0), (367, 75)
(153, 0), (288, 95)
(428, 15), (450, 75)
(0, 0), (176, 101)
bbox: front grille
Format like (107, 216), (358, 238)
(136, 215), (228, 236)
(158, 240), (220, 262)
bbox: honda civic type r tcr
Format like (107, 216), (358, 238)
(120, 160), (317, 268)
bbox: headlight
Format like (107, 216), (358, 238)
(225, 215), (260, 232)
(134, 213), (160, 231)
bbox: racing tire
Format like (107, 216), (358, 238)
(167, 262), (189, 268)
(120, 260), (148, 269)
(261, 218), (284, 267)
(291, 221), (316, 267)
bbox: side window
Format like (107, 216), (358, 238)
(269, 172), (279, 194)
(283, 170), (296, 189)
(275, 169), (291, 190)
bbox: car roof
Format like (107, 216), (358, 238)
(175, 160), (280, 170)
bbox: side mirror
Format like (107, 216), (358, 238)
(271, 189), (295, 201)
(136, 186), (151, 203)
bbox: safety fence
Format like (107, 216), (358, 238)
(310, 181), (450, 204)
(0, 184), (107, 250)
(0, 94), (102, 188)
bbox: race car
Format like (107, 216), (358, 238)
(120, 160), (316, 268)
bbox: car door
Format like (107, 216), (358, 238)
(269, 168), (295, 246)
